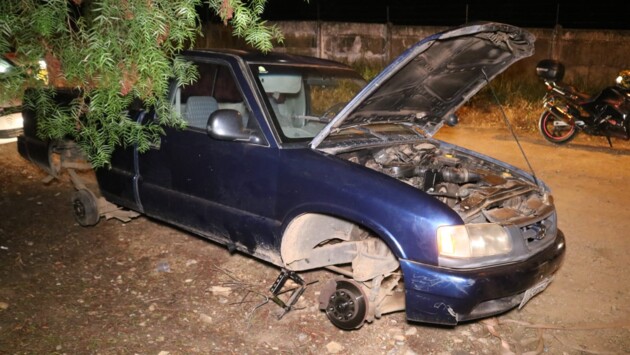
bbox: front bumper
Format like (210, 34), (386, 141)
(400, 229), (565, 325)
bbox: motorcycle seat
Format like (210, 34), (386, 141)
(553, 82), (592, 102)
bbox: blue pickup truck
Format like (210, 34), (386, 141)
(17, 22), (565, 330)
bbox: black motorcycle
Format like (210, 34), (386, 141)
(535, 59), (630, 145)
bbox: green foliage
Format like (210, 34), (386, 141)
(207, 0), (283, 52)
(1, 0), (282, 168)
(350, 60), (383, 82)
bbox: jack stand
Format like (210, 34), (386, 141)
(606, 135), (613, 148)
(269, 269), (306, 319)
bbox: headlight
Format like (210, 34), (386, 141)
(437, 223), (512, 258)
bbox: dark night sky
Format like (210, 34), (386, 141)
(260, 1), (629, 30)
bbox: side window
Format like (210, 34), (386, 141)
(173, 62), (262, 136)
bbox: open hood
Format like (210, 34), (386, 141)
(311, 22), (535, 149)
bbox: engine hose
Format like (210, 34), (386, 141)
(441, 167), (481, 184)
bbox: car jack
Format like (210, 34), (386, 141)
(269, 269), (307, 319)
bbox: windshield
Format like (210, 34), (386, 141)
(250, 64), (366, 141)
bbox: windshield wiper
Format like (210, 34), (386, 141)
(292, 115), (331, 123)
(332, 124), (388, 140)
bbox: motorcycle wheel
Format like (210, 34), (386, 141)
(538, 111), (578, 144)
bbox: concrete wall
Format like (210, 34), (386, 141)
(197, 21), (630, 86)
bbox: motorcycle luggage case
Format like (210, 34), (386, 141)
(536, 59), (565, 81)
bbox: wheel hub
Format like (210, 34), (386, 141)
(71, 189), (100, 226)
(323, 279), (368, 330)
(73, 200), (86, 218)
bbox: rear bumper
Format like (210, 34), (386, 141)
(0, 127), (23, 139)
(401, 230), (566, 325)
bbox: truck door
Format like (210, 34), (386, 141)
(136, 59), (280, 250)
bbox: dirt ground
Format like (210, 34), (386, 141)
(1, 126), (629, 355)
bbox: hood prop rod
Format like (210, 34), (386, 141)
(482, 69), (540, 188)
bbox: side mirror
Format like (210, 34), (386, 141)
(445, 113), (459, 127)
(207, 109), (261, 144)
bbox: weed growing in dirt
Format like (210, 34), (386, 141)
(347, 62), (615, 134)
(350, 60), (383, 81)
(349, 61), (545, 132)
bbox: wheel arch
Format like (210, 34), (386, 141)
(279, 209), (405, 271)
(280, 210), (407, 328)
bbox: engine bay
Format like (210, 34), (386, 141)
(339, 140), (553, 226)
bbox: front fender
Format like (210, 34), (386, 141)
(276, 148), (463, 264)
